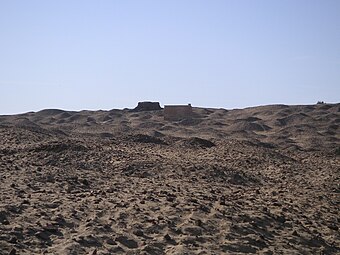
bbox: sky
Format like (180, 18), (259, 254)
(0, 0), (339, 114)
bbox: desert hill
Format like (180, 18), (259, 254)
(0, 103), (339, 254)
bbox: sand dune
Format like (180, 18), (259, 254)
(0, 103), (339, 254)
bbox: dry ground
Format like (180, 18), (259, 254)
(0, 103), (339, 254)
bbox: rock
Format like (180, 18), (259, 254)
(116, 235), (138, 249)
(81, 179), (90, 186)
(76, 235), (102, 247)
(164, 234), (176, 245)
(143, 244), (164, 255)
(186, 137), (216, 148)
(5, 205), (22, 214)
(8, 248), (17, 255)
(276, 215), (286, 224)
(133, 229), (144, 237)
(166, 196), (175, 202)
(183, 226), (203, 236)
(106, 238), (117, 245)
(0, 211), (9, 224)
(44, 201), (61, 209)
(195, 219), (203, 227)
(132, 102), (162, 112)
(9, 236), (17, 243)
(199, 204), (211, 213)
(35, 231), (51, 241)
(42, 224), (59, 234)
(52, 215), (67, 227)
(221, 244), (257, 253)
(108, 246), (124, 253)
(130, 134), (167, 145)
(229, 172), (247, 185)
(21, 199), (30, 205)
(164, 234), (172, 241)
(12, 225), (23, 232)
(327, 224), (338, 231)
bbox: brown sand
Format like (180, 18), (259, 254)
(0, 103), (339, 254)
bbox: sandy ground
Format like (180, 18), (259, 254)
(0, 103), (339, 254)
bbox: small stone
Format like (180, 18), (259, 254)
(183, 226), (202, 236)
(272, 202), (281, 207)
(82, 179), (90, 186)
(133, 229), (144, 237)
(22, 200), (30, 205)
(276, 215), (286, 224)
(164, 234), (172, 241)
(9, 248), (17, 255)
(292, 230), (299, 236)
(196, 219), (203, 227)
(166, 196), (175, 202)
(106, 238), (117, 245)
(164, 233), (177, 244)
(9, 236), (17, 243)
(0, 211), (9, 225)
(35, 231), (50, 241)
(76, 235), (101, 247)
(116, 235), (138, 249)
(108, 246), (124, 253)
(43, 224), (59, 234)
(12, 226), (23, 232)
(328, 224), (338, 231)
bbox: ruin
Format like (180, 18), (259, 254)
(132, 101), (162, 112)
(164, 104), (193, 121)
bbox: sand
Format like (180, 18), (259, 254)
(0, 103), (339, 254)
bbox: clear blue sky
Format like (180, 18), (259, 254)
(1, 0), (339, 114)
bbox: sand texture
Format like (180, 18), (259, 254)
(0, 103), (339, 254)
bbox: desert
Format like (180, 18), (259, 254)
(0, 102), (339, 254)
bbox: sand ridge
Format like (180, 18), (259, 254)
(0, 103), (339, 254)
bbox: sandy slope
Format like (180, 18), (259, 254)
(0, 103), (339, 254)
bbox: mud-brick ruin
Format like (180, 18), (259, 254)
(132, 102), (162, 112)
(164, 104), (193, 121)
(132, 101), (193, 121)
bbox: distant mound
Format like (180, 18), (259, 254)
(36, 109), (66, 116)
(228, 121), (272, 132)
(0, 102), (339, 152)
